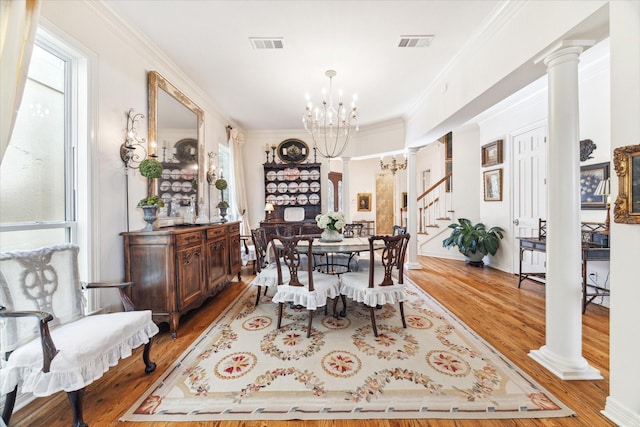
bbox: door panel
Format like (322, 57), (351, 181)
(512, 125), (547, 274)
(376, 173), (395, 234)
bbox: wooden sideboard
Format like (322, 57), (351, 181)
(121, 222), (241, 338)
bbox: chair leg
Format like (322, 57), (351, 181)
(2, 386), (17, 426)
(255, 286), (262, 306)
(277, 302), (284, 329)
(399, 301), (407, 328)
(67, 388), (88, 427)
(143, 339), (157, 373)
(307, 310), (314, 338)
(369, 306), (379, 337)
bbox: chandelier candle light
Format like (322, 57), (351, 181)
(380, 155), (408, 174)
(303, 70), (359, 159)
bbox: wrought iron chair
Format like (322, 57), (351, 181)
(272, 235), (340, 338)
(343, 223), (364, 238)
(0, 244), (158, 427)
(338, 233), (411, 336)
(392, 225), (407, 236)
(249, 228), (290, 305)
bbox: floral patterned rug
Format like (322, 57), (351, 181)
(121, 278), (574, 421)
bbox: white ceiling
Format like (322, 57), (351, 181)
(102, 0), (506, 131)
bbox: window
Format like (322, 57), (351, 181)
(218, 143), (232, 207)
(1, 29), (89, 259)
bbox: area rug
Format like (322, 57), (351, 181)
(121, 277), (574, 421)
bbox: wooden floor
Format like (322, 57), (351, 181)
(11, 257), (614, 427)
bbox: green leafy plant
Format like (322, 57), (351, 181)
(139, 158), (163, 179)
(442, 218), (505, 257)
(217, 200), (229, 209)
(214, 178), (228, 191)
(137, 195), (165, 207)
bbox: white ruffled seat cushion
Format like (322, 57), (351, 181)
(0, 310), (158, 396)
(249, 263), (291, 288)
(272, 273), (340, 310)
(340, 270), (407, 307)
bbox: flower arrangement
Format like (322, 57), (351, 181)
(316, 211), (346, 231)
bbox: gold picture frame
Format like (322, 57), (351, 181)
(481, 139), (503, 167)
(357, 193), (372, 212)
(483, 169), (502, 201)
(613, 143), (640, 224)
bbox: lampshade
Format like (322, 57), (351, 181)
(264, 203), (274, 212)
(594, 178), (610, 197)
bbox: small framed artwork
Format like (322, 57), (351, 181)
(481, 139), (503, 167)
(613, 144), (640, 224)
(580, 162), (610, 210)
(483, 169), (502, 201)
(402, 192), (408, 208)
(357, 193), (372, 212)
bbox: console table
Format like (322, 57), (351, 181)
(517, 221), (610, 313)
(121, 222), (241, 338)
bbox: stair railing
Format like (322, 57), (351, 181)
(415, 172), (453, 233)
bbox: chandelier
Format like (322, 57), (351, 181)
(302, 70), (359, 159)
(380, 155), (407, 174)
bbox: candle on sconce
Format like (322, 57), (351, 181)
(190, 147), (196, 155)
(264, 144), (269, 151)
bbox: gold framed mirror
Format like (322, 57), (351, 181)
(148, 71), (204, 210)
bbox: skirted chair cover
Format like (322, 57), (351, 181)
(0, 244), (158, 425)
(271, 235), (340, 338)
(339, 233), (410, 336)
(249, 228), (291, 305)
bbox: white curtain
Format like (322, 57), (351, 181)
(230, 129), (251, 235)
(0, 0), (41, 163)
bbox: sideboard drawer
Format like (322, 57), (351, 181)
(177, 231), (202, 247)
(226, 223), (240, 234)
(207, 227), (226, 239)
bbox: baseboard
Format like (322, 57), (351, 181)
(602, 396), (640, 427)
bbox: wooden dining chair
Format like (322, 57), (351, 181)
(343, 223), (364, 238)
(249, 228), (290, 305)
(271, 235), (340, 338)
(339, 233), (411, 336)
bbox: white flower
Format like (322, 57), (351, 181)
(316, 211), (345, 231)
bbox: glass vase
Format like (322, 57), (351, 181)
(321, 228), (343, 242)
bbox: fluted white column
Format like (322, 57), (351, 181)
(529, 41), (601, 380)
(406, 147), (421, 269)
(342, 157), (351, 222)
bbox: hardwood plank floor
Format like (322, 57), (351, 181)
(10, 257), (614, 427)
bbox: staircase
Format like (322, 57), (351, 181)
(415, 172), (455, 254)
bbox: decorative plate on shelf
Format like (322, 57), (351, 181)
(309, 169), (320, 180)
(276, 195), (285, 205)
(162, 169), (171, 179)
(171, 169), (182, 179)
(276, 170), (285, 181)
(299, 170), (310, 181)
(266, 183), (277, 193)
(181, 181), (193, 192)
(266, 170), (277, 181)
(284, 167), (300, 181)
(297, 194), (308, 205)
(276, 138), (309, 163)
(277, 182), (288, 193)
(298, 182), (309, 193)
(288, 182), (298, 193)
(160, 180), (171, 191)
(308, 194), (320, 205)
(171, 182), (182, 192)
(266, 194), (276, 204)
(310, 181), (320, 192)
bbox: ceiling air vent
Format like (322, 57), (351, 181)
(398, 35), (434, 48)
(250, 37), (284, 49)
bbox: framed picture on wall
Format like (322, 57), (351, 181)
(481, 139), (503, 167)
(357, 193), (371, 212)
(580, 162), (610, 210)
(613, 144), (640, 223)
(483, 169), (502, 201)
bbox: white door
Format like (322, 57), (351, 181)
(512, 124), (547, 275)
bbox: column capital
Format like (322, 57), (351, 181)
(534, 40), (595, 66)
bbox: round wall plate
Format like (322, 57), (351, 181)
(276, 138), (309, 163)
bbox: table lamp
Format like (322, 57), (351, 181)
(264, 203), (274, 221)
(594, 178), (611, 229)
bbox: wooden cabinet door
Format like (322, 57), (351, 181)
(227, 223), (241, 279)
(176, 244), (205, 311)
(206, 236), (228, 294)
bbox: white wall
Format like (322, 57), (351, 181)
(40, 1), (233, 308)
(605, 1), (640, 425)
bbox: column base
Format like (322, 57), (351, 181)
(405, 261), (422, 270)
(602, 396), (640, 427)
(529, 346), (602, 380)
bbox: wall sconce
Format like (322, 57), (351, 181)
(264, 203), (275, 221)
(594, 178), (611, 229)
(119, 108), (147, 170)
(380, 155), (407, 175)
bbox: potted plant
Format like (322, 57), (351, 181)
(215, 178), (229, 222)
(138, 159), (164, 231)
(442, 218), (505, 267)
